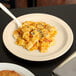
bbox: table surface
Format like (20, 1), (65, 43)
(0, 4), (76, 76)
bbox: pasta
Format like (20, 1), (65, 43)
(13, 21), (57, 53)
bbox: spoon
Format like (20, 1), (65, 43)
(0, 3), (22, 27)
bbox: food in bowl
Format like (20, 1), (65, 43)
(0, 70), (21, 76)
(13, 21), (57, 53)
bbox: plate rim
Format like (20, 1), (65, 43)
(3, 13), (74, 61)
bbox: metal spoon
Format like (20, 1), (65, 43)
(0, 3), (22, 27)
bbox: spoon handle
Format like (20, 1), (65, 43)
(0, 3), (21, 26)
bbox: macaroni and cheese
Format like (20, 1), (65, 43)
(13, 21), (57, 53)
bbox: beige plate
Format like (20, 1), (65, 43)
(3, 13), (73, 61)
(0, 63), (35, 76)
